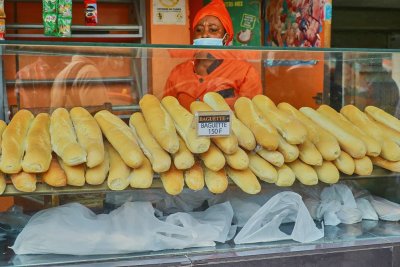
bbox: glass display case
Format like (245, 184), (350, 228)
(1, 41), (400, 266)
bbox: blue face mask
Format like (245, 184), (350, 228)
(193, 34), (227, 46)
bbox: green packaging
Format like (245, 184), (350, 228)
(58, 17), (72, 37)
(43, 0), (57, 14)
(58, 0), (72, 18)
(43, 13), (57, 36)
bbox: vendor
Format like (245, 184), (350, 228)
(163, 0), (263, 110)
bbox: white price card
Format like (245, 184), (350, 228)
(195, 111), (231, 137)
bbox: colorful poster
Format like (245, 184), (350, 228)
(153, 0), (186, 25)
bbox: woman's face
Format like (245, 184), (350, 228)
(193, 15), (226, 40)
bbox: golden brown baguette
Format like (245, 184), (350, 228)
(106, 142), (130, 190)
(203, 92), (256, 150)
(139, 94), (180, 153)
(234, 97), (279, 150)
(70, 107), (105, 168)
(277, 136), (299, 163)
(160, 163), (184, 195)
(313, 161), (340, 184)
(287, 159), (318, 185)
(85, 148), (109, 185)
(161, 96), (210, 154)
(0, 120), (7, 155)
(42, 157), (67, 187)
(274, 164), (296, 187)
(184, 161), (205, 191)
(256, 148), (284, 167)
(253, 95), (307, 144)
(0, 172), (5, 195)
(248, 151), (278, 183)
(199, 142), (226, 171)
(58, 157), (85, 186)
(204, 166), (228, 194)
(190, 101), (238, 155)
(298, 139), (323, 166)
(354, 156), (373, 176)
(318, 105), (381, 157)
(21, 113), (52, 173)
(224, 146), (249, 170)
(300, 107), (366, 159)
(172, 137), (195, 170)
(95, 110), (144, 168)
(129, 112), (171, 173)
(0, 110), (34, 174)
(333, 151), (355, 175)
(226, 166), (261, 194)
(371, 156), (400, 172)
(278, 103), (340, 161)
(11, 172), (37, 192)
(373, 119), (400, 146)
(365, 106), (400, 133)
(341, 105), (400, 161)
(129, 156), (153, 188)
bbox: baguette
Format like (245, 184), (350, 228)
(0, 120), (7, 155)
(354, 156), (373, 176)
(190, 101), (238, 154)
(298, 139), (323, 166)
(129, 156), (153, 188)
(313, 161), (339, 184)
(287, 159), (318, 185)
(22, 113), (52, 173)
(373, 119), (400, 146)
(256, 148), (284, 167)
(106, 142), (130, 191)
(0, 172), (5, 195)
(203, 92), (256, 150)
(129, 112), (171, 173)
(172, 137), (195, 170)
(248, 151), (278, 183)
(341, 105), (400, 161)
(234, 97), (279, 150)
(42, 157), (67, 187)
(11, 172), (37, 192)
(70, 107), (104, 168)
(160, 163), (184, 195)
(253, 95), (307, 144)
(277, 136), (299, 163)
(371, 156), (400, 172)
(199, 142), (226, 171)
(94, 110), (144, 168)
(300, 107), (366, 159)
(161, 96), (210, 154)
(365, 105), (400, 133)
(139, 94), (180, 153)
(318, 105), (381, 157)
(58, 157), (85, 187)
(224, 146), (249, 170)
(278, 103), (340, 161)
(184, 161), (205, 191)
(0, 110), (34, 174)
(226, 166), (261, 194)
(274, 164), (296, 186)
(204, 166), (228, 194)
(333, 151), (355, 175)
(85, 147), (109, 185)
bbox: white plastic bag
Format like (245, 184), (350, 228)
(12, 201), (233, 255)
(370, 196), (400, 221)
(234, 192), (323, 244)
(356, 198), (378, 221)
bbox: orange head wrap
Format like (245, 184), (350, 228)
(193, 0), (234, 45)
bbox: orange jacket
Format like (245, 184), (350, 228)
(163, 58), (263, 110)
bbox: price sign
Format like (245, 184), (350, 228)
(196, 111), (231, 137)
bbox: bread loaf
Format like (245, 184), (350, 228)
(139, 94), (180, 153)
(333, 151), (355, 175)
(278, 103), (340, 161)
(106, 142), (130, 190)
(0, 120), (7, 155)
(172, 137), (195, 170)
(70, 107), (104, 168)
(354, 156), (373, 176)
(313, 161), (339, 184)
(274, 164), (296, 187)
(256, 148), (284, 167)
(0, 172), (5, 195)
(130, 112), (171, 173)
(129, 156), (153, 188)
(234, 97), (279, 150)
(204, 166), (228, 194)
(184, 161), (205, 191)
(160, 163), (184, 195)
(287, 159), (318, 185)
(373, 119), (400, 146)
(58, 157), (85, 186)
(161, 96), (210, 154)
(248, 151), (278, 183)
(300, 107), (367, 159)
(253, 95), (307, 144)
(226, 166), (261, 194)
(318, 105), (381, 157)
(371, 156), (400, 172)
(277, 136), (299, 163)
(190, 101), (238, 154)
(42, 157), (67, 187)
(224, 146), (249, 170)
(298, 139), (323, 166)
(0, 110), (34, 174)
(11, 172), (37, 192)
(203, 92), (256, 150)
(95, 110), (144, 168)
(199, 142), (226, 171)
(85, 147), (109, 185)
(22, 113), (52, 173)
(365, 105), (400, 133)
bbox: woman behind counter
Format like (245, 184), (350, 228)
(163, 0), (263, 110)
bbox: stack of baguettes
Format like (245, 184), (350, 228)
(1, 94), (400, 196)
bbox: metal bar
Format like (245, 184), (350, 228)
(6, 77), (135, 86)
(111, 104), (140, 112)
(7, 24), (142, 31)
(5, 34), (143, 38)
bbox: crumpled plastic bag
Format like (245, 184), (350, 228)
(11, 201), (233, 255)
(356, 198), (378, 221)
(370, 196), (400, 221)
(234, 191), (323, 244)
